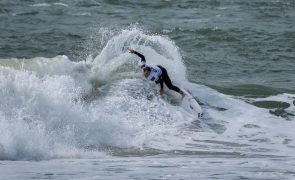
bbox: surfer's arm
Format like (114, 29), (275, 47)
(128, 48), (146, 63)
(156, 79), (164, 96)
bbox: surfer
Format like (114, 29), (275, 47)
(128, 48), (185, 97)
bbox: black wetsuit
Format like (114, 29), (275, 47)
(133, 51), (182, 94)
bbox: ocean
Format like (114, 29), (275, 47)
(0, 0), (295, 179)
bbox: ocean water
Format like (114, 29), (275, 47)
(0, 0), (295, 179)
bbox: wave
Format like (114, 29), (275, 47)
(0, 27), (294, 160)
(29, 3), (51, 7)
(29, 3), (69, 8)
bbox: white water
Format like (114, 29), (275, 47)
(0, 28), (294, 168)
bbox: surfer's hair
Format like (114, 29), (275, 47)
(143, 67), (151, 72)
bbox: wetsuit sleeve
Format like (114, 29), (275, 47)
(133, 51), (146, 63)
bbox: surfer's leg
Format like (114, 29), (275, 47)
(160, 67), (184, 96)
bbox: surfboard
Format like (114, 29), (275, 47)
(180, 88), (203, 118)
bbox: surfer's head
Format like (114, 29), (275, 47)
(143, 67), (151, 78)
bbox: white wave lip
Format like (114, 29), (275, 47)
(29, 3), (69, 7)
(29, 3), (51, 7)
(0, 28), (294, 161)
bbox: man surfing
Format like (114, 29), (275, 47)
(128, 48), (185, 97)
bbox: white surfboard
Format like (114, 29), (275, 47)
(180, 88), (203, 118)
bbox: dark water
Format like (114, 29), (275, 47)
(1, 0), (294, 93)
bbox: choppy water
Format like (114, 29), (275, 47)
(0, 0), (295, 179)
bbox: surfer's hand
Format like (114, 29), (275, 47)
(128, 48), (135, 53)
(160, 89), (164, 96)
